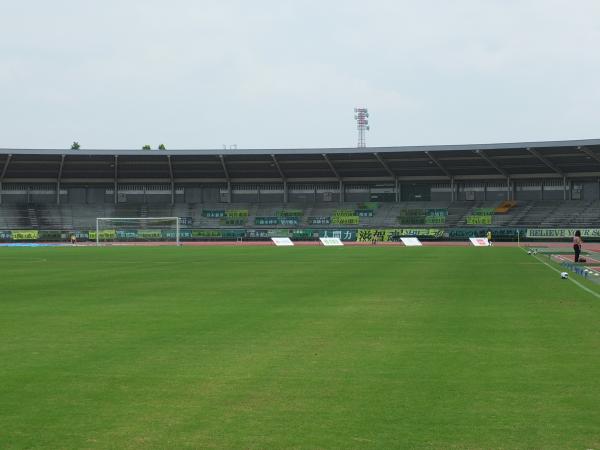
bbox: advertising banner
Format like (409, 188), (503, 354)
(202, 210), (225, 218)
(332, 216), (359, 225)
(526, 228), (600, 239)
(137, 230), (162, 239)
(470, 237), (490, 246)
(88, 230), (116, 240)
(255, 217), (279, 226)
(333, 209), (355, 216)
(357, 228), (443, 242)
(11, 230), (39, 240)
(308, 217), (331, 225)
(318, 229), (356, 241)
(276, 210), (303, 217)
(320, 237), (344, 246)
(225, 210), (249, 218)
(425, 216), (445, 225)
(467, 215), (492, 225)
(401, 237), (423, 246)
(272, 237), (294, 246)
(426, 208), (448, 217)
(278, 217), (300, 226)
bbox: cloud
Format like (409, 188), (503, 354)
(1, 0), (599, 148)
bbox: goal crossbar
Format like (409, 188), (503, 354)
(96, 217), (180, 246)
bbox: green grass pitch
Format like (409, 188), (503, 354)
(1, 246), (599, 449)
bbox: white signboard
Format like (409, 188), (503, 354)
(401, 237), (422, 247)
(271, 237), (294, 246)
(469, 237), (490, 247)
(319, 237), (344, 246)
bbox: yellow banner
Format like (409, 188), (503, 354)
(11, 230), (39, 240)
(357, 228), (443, 242)
(332, 216), (360, 225)
(88, 230), (116, 240)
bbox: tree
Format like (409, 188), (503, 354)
(142, 145), (151, 150)
(158, 144), (166, 150)
(71, 141), (80, 150)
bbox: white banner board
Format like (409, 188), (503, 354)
(401, 237), (422, 247)
(271, 237), (294, 246)
(319, 237), (344, 246)
(469, 237), (490, 247)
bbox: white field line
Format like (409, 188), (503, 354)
(520, 247), (600, 299)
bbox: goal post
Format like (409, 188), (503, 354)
(95, 217), (181, 246)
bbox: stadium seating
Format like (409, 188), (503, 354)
(1, 199), (599, 232)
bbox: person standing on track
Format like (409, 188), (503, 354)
(573, 230), (582, 262)
(486, 229), (493, 246)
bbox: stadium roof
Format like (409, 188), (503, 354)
(1, 138), (600, 183)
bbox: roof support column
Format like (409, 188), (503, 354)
(322, 154), (342, 204)
(395, 177), (399, 203)
(0, 154), (12, 205)
(167, 155), (174, 206)
(271, 154), (287, 203)
(114, 155), (118, 205)
(219, 155), (231, 203)
(564, 176), (568, 201)
(450, 177), (455, 202)
(57, 154), (65, 205)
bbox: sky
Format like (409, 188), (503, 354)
(1, 0), (600, 150)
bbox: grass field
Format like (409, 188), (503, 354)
(1, 246), (600, 449)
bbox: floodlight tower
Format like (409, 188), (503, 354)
(354, 107), (370, 148)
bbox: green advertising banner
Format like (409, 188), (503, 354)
(116, 230), (139, 239)
(426, 208), (448, 217)
(221, 218), (246, 225)
(526, 228), (600, 239)
(333, 209), (355, 217)
(192, 229), (223, 238)
(163, 229), (192, 239)
(448, 228), (525, 240)
(425, 216), (446, 225)
(39, 230), (62, 241)
(357, 228), (443, 242)
(137, 230), (162, 239)
(202, 210), (225, 218)
(255, 217), (279, 226)
(89, 230), (116, 240)
(467, 215), (492, 225)
(0, 230), (11, 240)
(279, 218), (299, 226)
(308, 217), (331, 225)
(11, 230), (39, 240)
(332, 216), (360, 225)
(225, 210), (249, 218)
(358, 202), (379, 210)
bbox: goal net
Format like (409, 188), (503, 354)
(95, 217), (180, 245)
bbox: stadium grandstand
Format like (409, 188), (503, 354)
(1, 138), (600, 243)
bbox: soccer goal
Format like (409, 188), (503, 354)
(95, 217), (181, 246)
